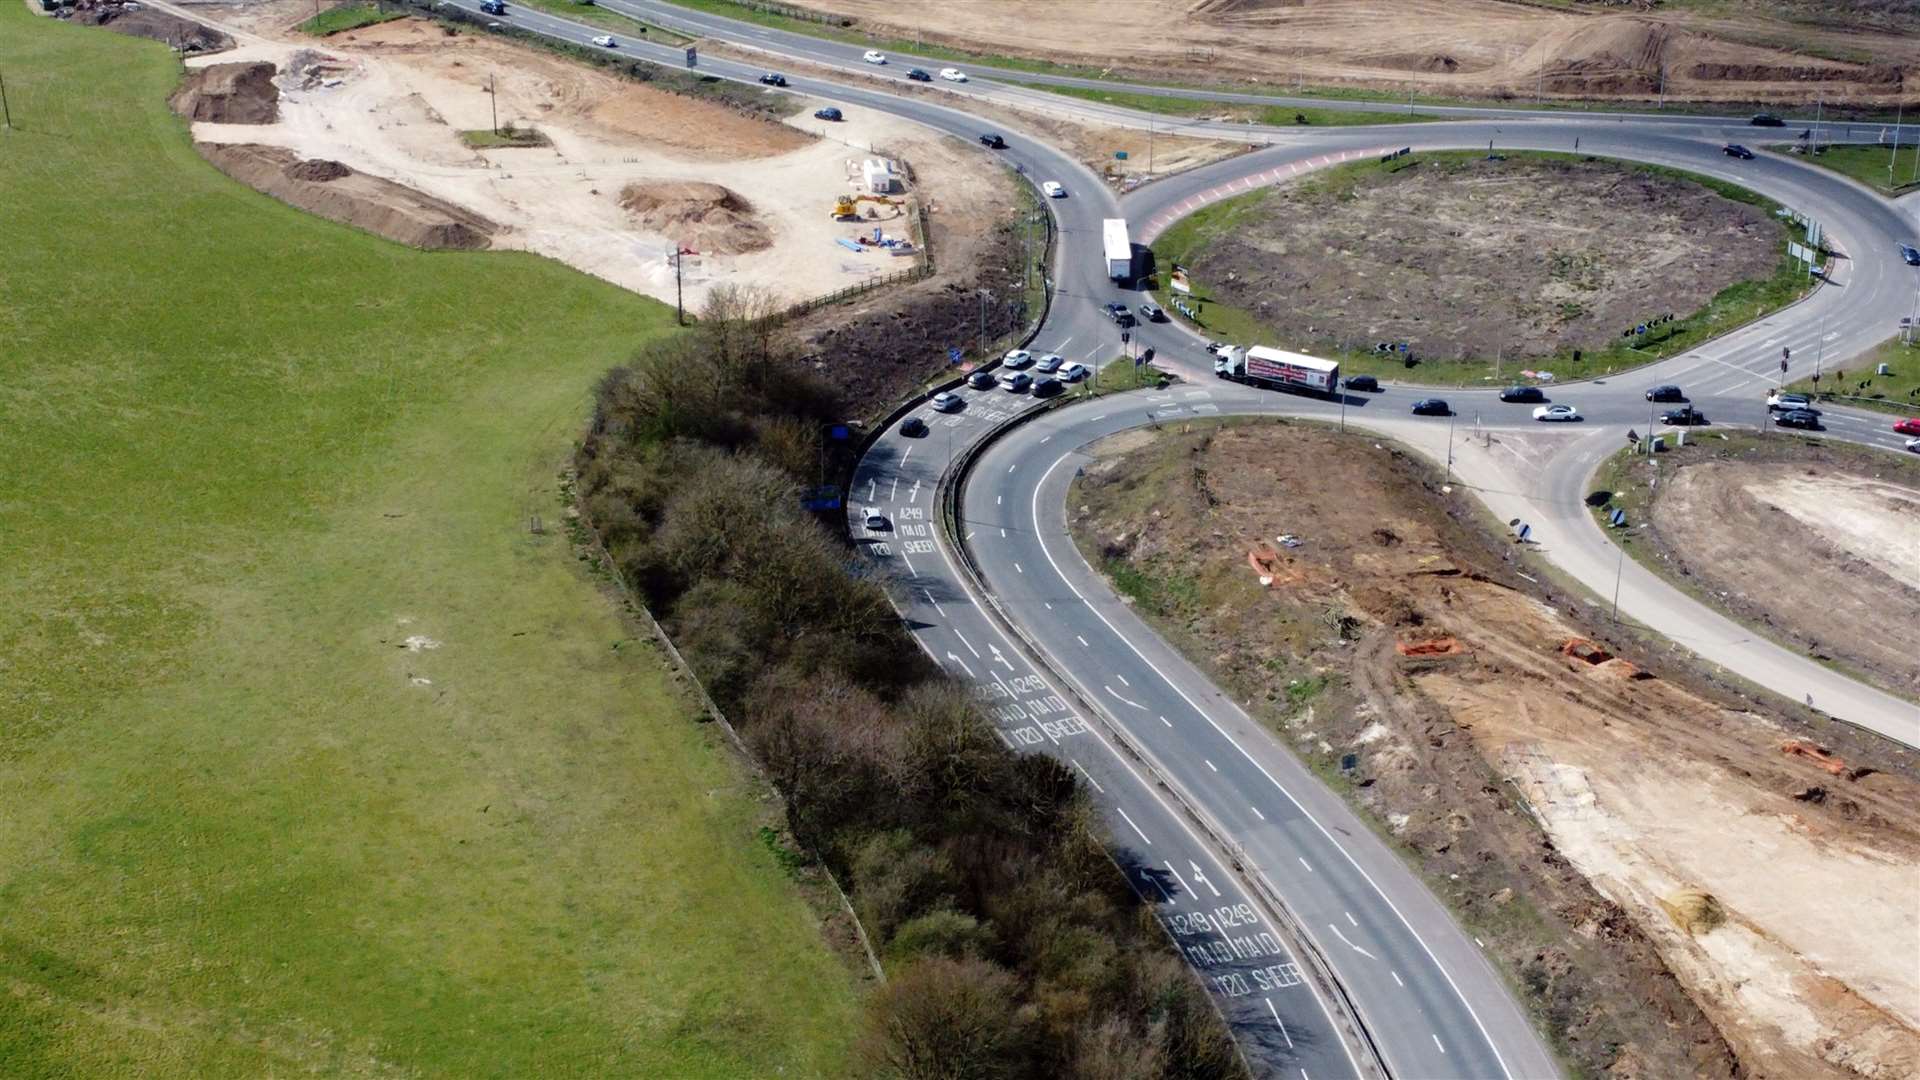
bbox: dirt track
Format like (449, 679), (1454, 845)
(1071, 420), (1920, 1080)
(1186, 154), (1781, 363)
(777, 0), (1916, 108)
(1629, 439), (1920, 704)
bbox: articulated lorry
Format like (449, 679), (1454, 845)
(1213, 345), (1340, 394)
(1102, 218), (1131, 281)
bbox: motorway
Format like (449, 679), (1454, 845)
(423, 3), (1920, 1076)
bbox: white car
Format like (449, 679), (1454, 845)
(999, 371), (1032, 392)
(1060, 362), (1089, 382)
(591, 34), (616, 47)
(1001, 349), (1034, 369)
(863, 507), (888, 530)
(1532, 403), (1582, 422)
(1906, 437), (1920, 454)
(863, 49), (887, 64)
(1041, 181), (1066, 198)
(930, 391), (962, 412)
(940, 67), (968, 82)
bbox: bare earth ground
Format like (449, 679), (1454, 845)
(779, 0), (1918, 108)
(1632, 440), (1920, 703)
(1189, 155), (1780, 363)
(1071, 420), (1920, 1079)
(165, 2), (1006, 309)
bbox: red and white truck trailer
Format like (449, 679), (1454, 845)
(1213, 345), (1340, 394)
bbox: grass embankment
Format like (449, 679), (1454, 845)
(459, 126), (552, 148)
(1009, 81), (1435, 128)
(0, 10), (859, 1077)
(1767, 142), (1920, 195)
(1090, 354), (1169, 395)
(513, 0), (695, 43)
(1787, 335), (1920, 417)
(298, 1), (404, 36)
(1149, 149), (1811, 387)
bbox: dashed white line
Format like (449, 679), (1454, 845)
(1433, 1033), (1447, 1056)
(1251, 805), (1266, 820)
(1164, 860), (1194, 896)
(1116, 807), (1152, 844)
(1014, 562), (1023, 574)
(1106, 685), (1147, 710)
(1345, 911), (1358, 928)
(1328, 923), (1377, 960)
(1071, 757), (1105, 794)
(1265, 998), (1295, 1050)
(1391, 970), (1405, 987)
(920, 589), (946, 618)
(1299, 857), (1314, 873)
(1116, 674), (1130, 687)
(954, 629), (981, 659)
(1077, 634), (1090, 647)
(1205, 759), (1218, 772)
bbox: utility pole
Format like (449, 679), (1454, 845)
(1813, 90), (1823, 154)
(1892, 101), (1905, 190)
(977, 288), (987, 360)
(1148, 119), (1154, 176)
(672, 245), (685, 325)
(1445, 411), (1456, 485)
(0, 70), (11, 130)
(1610, 538), (1625, 623)
(1657, 64), (1666, 109)
(489, 72), (498, 135)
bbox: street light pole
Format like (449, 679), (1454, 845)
(1445, 411), (1456, 484)
(1611, 538), (1625, 622)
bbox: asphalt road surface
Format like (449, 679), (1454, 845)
(431, 3), (1920, 1075)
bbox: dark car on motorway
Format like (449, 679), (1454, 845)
(978, 133), (1006, 149)
(1900, 244), (1920, 266)
(1411, 398), (1451, 416)
(1138, 302), (1165, 322)
(1723, 144), (1755, 159)
(967, 369), (995, 389)
(1032, 375), (1063, 397)
(1646, 384), (1685, 402)
(1774, 408), (1822, 430)
(759, 73), (788, 87)
(1103, 302), (1136, 327)
(898, 416), (928, 437)
(1344, 374), (1380, 392)
(1499, 385), (1546, 403)
(814, 107), (843, 121)
(1662, 406), (1708, 426)
(906, 68), (932, 82)
(1750, 113), (1785, 127)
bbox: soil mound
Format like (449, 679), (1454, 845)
(170, 62), (280, 124)
(618, 181), (771, 255)
(199, 143), (496, 251)
(69, 1), (231, 53)
(1540, 19), (1669, 95)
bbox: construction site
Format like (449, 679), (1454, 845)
(113, 0), (1019, 311)
(1069, 419), (1920, 1080)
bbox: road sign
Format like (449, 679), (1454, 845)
(685, 46), (697, 67)
(947, 346), (963, 365)
(1114, 150), (1129, 160)
(1609, 508), (1627, 527)
(1782, 346), (1791, 361)
(1780, 358), (1789, 373)
(1120, 331), (1131, 344)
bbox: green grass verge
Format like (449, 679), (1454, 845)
(1008, 81), (1436, 128)
(513, 0), (695, 44)
(1764, 142), (1920, 195)
(1787, 335), (1920, 417)
(459, 126), (552, 148)
(298, 1), (404, 36)
(0, 10), (859, 1077)
(1088, 355), (1169, 395)
(1148, 150), (1812, 387)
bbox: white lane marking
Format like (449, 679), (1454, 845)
(954, 629), (982, 659)
(1190, 860), (1223, 898)
(1014, 562), (1023, 574)
(989, 644), (1014, 672)
(1071, 757), (1106, 794)
(1266, 999), (1295, 1049)
(866, 478), (875, 501)
(1141, 867), (1175, 903)
(1105, 685), (1147, 710)
(1159, 714), (1172, 728)
(1117, 807), (1152, 844)
(1007, 463), (1016, 473)
(1345, 911), (1358, 927)
(1252, 805), (1266, 820)
(1043, 601), (1052, 610)
(946, 651), (976, 679)
(1433, 1033), (1447, 1056)
(997, 495), (1002, 505)
(1392, 970), (1405, 988)
(1025, 455), (1515, 1080)
(901, 551), (916, 575)
(1299, 857), (1314, 873)
(994, 727), (1015, 749)
(1205, 760), (1218, 772)
(965, 530), (975, 541)
(889, 476), (898, 500)
(1057, 336), (1074, 351)
(900, 445), (912, 465)
(1116, 674), (1130, 687)
(1077, 634), (1090, 647)
(1165, 860), (1194, 895)
(921, 588), (946, 618)
(1001, 528), (1008, 538)
(1328, 923), (1377, 960)
(1040, 434), (1052, 443)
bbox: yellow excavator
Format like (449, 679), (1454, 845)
(830, 194), (905, 221)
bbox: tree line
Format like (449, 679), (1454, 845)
(574, 288), (1245, 1079)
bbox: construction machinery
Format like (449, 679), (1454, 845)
(831, 194), (904, 221)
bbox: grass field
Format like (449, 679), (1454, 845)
(0, 9), (859, 1077)
(1147, 150), (1809, 387)
(1788, 334), (1920, 416)
(460, 126), (553, 148)
(1009, 81), (1435, 128)
(1765, 142), (1920, 195)
(298, 1), (404, 36)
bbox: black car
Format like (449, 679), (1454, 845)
(1411, 398), (1451, 416)
(1102, 302), (1135, 327)
(813, 107), (842, 121)
(1032, 375), (1063, 397)
(978, 133), (1006, 149)
(1662, 406), (1707, 426)
(1723, 144), (1755, 160)
(1750, 113), (1785, 127)
(907, 68), (932, 82)
(898, 416), (929, 437)
(1900, 243), (1920, 267)
(1343, 374), (1380, 392)
(967, 370), (995, 390)
(1773, 408), (1821, 429)
(759, 73), (788, 87)
(1645, 384), (1685, 402)
(1499, 385), (1546, 404)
